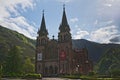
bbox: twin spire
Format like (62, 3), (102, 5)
(38, 10), (48, 36)
(38, 5), (70, 36)
(61, 4), (68, 27)
(59, 4), (70, 32)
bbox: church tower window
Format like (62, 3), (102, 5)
(41, 38), (46, 45)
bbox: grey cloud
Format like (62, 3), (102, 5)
(110, 36), (120, 43)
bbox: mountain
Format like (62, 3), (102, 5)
(0, 25), (36, 64)
(72, 39), (120, 63)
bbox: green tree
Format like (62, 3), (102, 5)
(110, 69), (120, 78)
(0, 65), (2, 79)
(23, 57), (34, 74)
(4, 46), (23, 77)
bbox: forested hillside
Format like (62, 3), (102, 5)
(0, 25), (36, 64)
(95, 48), (120, 76)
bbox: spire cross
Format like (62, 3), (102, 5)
(42, 10), (44, 15)
(63, 4), (65, 10)
(52, 35), (55, 40)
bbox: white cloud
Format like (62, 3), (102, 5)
(110, 35), (120, 44)
(104, 4), (112, 7)
(73, 28), (89, 39)
(89, 25), (119, 43)
(0, 0), (36, 39)
(0, 0), (34, 18)
(70, 18), (79, 23)
(101, 0), (117, 7)
(93, 20), (113, 28)
(98, 0), (120, 18)
(0, 16), (36, 39)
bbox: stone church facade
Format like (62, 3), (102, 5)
(35, 6), (93, 76)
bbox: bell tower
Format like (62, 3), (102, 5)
(36, 10), (49, 74)
(58, 5), (73, 75)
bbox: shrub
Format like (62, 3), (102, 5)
(88, 71), (95, 76)
(110, 69), (120, 78)
(23, 73), (42, 79)
(62, 74), (81, 79)
(3, 72), (23, 78)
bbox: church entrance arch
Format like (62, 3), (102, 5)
(54, 66), (58, 74)
(45, 65), (58, 76)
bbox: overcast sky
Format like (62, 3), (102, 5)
(0, 0), (120, 44)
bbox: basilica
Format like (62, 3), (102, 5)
(35, 6), (93, 76)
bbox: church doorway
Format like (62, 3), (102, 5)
(44, 65), (58, 77)
(45, 67), (48, 75)
(49, 66), (54, 74)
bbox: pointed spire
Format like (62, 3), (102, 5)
(63, 4), (65, 12)
(38, 10), (48, 36)
(61, 4), (68, 26)
(59, 4), (70, 32)
(42, 9), (44, 15)
(40, 10), (46, 31)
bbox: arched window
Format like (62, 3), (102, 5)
(64, 34), (69, 41)
(41, 38), (46, 45)
(60, 35), (62, 42)
(39, 39), (41, 45)
(38, 64), (41, 71)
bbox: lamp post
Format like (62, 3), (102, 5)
(77, 64), (80, 75)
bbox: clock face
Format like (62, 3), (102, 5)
(37, 53), (42, 61)
(60, 51), (66, 60)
